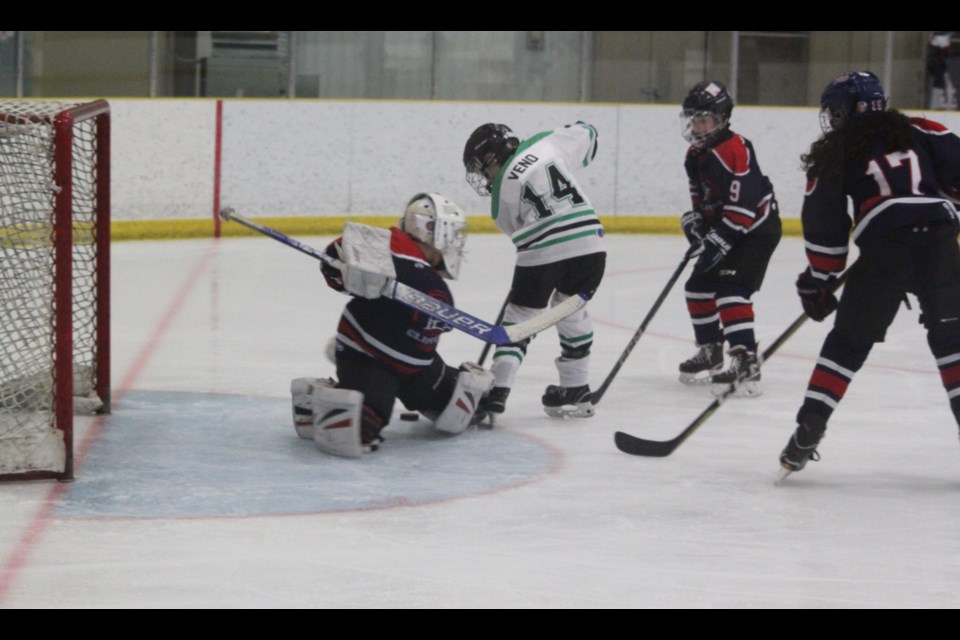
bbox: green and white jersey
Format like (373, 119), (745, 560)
(490, 122), (605, 267)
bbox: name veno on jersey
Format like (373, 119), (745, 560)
(508, 154), (540, 180)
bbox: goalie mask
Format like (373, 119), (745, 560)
(819, 71), (887, 133)
(680, 81), (734, 148)
(400, 192), (467, 280)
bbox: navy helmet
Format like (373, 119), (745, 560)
(819, 71), (887, 132)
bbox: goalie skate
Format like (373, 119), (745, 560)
(542, 384), (595, 418)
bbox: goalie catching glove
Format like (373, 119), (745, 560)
(796, 269), (838, 322)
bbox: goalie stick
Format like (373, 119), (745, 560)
(219, 208), (586, 345)
(591, 255), (690, 405)
(614, 272), (849, 457)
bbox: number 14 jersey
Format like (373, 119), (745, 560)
(489, 122), (605, 268)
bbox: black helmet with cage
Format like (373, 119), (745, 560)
(680, 81), (734, 148)
(462, 123), (520, 196)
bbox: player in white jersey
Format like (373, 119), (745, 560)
(463, 122), (606, 418)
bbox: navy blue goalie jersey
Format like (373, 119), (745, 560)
(322, 228), (453, 374)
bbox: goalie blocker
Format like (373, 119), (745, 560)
(290, 362), (494, 458)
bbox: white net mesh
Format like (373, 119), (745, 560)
(0, 100), (106, 478)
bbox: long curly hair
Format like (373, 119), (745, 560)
(801, 109), (915, 185)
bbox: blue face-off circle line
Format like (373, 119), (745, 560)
(56, 390), (558, 520)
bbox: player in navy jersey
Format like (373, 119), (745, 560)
(463, 122), (606, 419)
(780, 71), (960, 473)
(292, 193), (494, 458)
(677, 81), (782, 397)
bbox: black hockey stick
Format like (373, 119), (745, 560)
(614, 272), (848, 457)
(478, 292), (511, 366)
(591, 256), (690, 404)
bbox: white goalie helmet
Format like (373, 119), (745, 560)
(400, 192), (467, 279)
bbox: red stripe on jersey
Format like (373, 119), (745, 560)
(810, 368), (849, 396)
(909, 117), (948, 134)
(724, 211), (754, 228)
(390, 227), (426, 259)
(711, 135), (750, 174)
(858, 195), (883, 221)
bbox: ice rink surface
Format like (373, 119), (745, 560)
(1, 231), (959, 609)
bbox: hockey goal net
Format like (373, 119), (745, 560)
(0, 99), (111, 481)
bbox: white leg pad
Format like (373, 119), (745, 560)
(433, 362), (495, 434)
(290, 377), (335, 440)
(311, 386), (365, 458)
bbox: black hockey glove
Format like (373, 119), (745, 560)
(680, 210), (706, 247)
(320, 240), (346, 291)
(689, 228), (733, 273)
(320, 260), (344, 291)
(796, 269), (838, 322)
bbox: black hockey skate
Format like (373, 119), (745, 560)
(479, 386), (510, 415)
(542, 384), (594, 418)
(678, 342), (723, 385)
(779, 413), (827, 474)
(710, 345), (761, 398)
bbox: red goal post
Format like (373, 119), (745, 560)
(0, 99), (111, 481)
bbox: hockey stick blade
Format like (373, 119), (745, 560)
(614, 396), (723, 457)
(614, 431), (677, 457)
(613, 272), (849, 458)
